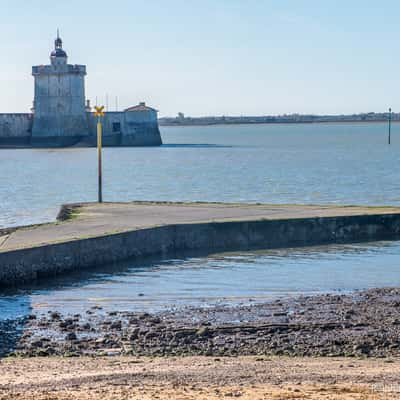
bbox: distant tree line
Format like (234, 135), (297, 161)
(159, 111), (397, 126)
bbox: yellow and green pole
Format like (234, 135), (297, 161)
(94, 105), (105, 203)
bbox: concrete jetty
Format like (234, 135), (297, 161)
(1, 202), (400, 286)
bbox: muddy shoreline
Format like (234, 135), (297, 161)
(3, 287), (400, 358)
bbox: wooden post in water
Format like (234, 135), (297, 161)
(388, 107), (392, 145)
(94, 106), (105, 203)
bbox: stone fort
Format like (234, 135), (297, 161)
(0, 34), (162, 147)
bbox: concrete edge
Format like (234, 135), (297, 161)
(1, 213), (400, 286)
(3, 211), (400, 253)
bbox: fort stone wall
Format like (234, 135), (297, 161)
(0, 114), (32, 146)
(0, 110), (162, 148)
(120, 103), (162, 146)
(31, 64), (89, 147)
(87, 108), (162, 147)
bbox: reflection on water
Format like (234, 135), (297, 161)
(2, 122), (400, 227)
(1, 241), (400, 320)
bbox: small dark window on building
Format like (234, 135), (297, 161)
(112, 122), (121, 132)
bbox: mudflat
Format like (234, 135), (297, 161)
(1, 355), (399, 399)
(4, 288), (400, 359)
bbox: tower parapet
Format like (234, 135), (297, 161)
(31, 32), (89, 146)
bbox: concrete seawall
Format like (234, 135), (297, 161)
(1, 203), (400, 286)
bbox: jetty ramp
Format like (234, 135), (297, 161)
(1, 202), (400, 286)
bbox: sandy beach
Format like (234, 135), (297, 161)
(1, 355), (400, 399)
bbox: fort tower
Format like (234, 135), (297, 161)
(31, 32), (89, 146)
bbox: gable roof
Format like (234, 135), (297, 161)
(124, 102), (158, 112)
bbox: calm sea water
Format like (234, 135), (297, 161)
(1, 122), (400, 319)
(1, 122), (400, 228)
(2, 242), (400, 320)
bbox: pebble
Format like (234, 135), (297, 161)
(5, 287), (400, 358)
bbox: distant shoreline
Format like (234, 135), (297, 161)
(159, 111), (398, 127)
(159, 119), (397, 127)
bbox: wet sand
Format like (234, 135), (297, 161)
(1, 356), (399, 399)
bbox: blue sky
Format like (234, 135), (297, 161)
(0, 0), (399, 116)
